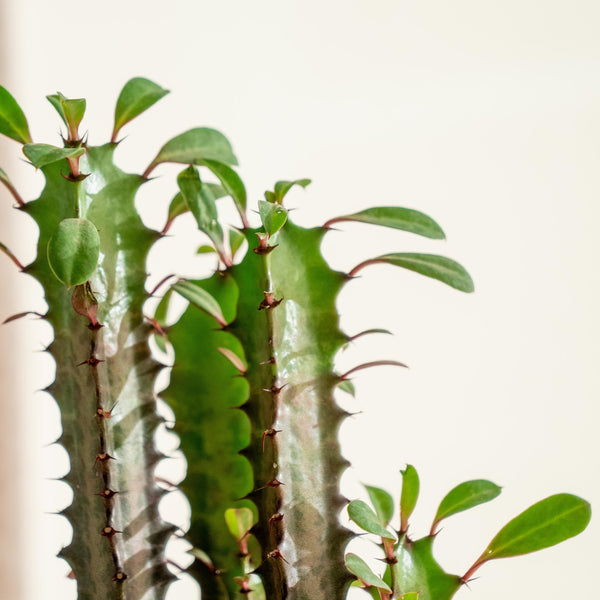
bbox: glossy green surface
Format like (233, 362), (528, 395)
(431, 480), (501, 533)
(113, 77), (169, 140)
(392, 537), (461, 600)
(478, 493), (591, 563)
(163, 274), (255, 598)
(47, 218), (100, 286)
(25, 145), (171, 600)
(326, 207), (445, 239)
(0, 85), (31, 143)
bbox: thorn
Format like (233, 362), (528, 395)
(262, 429), (282, 452)
(60, 171), (90, 183)
(263, 383), (286, 395)
(268, 513), (284, 531)
(253, 233), (278, 255)
(340, 360), (408, 380)
(145, 316), (167, 337)
(266, 549), (288, 564)
(100, 526), (121, 537)
(0, 242), (25, 270)
(2, 311), (45, 325)
(255, 478), (284, 492)
(94, 453), (116, 465)
(96, 489), (118, 499)
(112, 571), (128, 583)
(147, 274), (177, 298)
(96, 402), (118, 419)
(77, 357), (104, 367)
(258, 291), (283, 311)
(259, 356), (276, 365)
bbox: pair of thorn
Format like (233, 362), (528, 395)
(100, 526), (121, 537)
(262, 428), (282, 452)
(258, 291), (283, 311)
(96, 489), (118, 499)
(255, 478), (284, 492)
(77, 356), (103, 367)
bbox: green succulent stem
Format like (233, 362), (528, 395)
(24, 147), (173, 599)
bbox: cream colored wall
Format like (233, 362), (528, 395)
(0, 1), (25, 598)
(0, 1), (598, 599)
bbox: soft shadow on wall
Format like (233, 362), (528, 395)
(0, 1), (24, 598)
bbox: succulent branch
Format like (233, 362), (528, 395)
(0, 79), (591, 600)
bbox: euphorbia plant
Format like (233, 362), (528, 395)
(0, 79), (590, 600)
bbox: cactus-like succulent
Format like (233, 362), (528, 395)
(0, 79), (591, 600)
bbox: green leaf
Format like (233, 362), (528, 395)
(177, 166), (225, 252)
(364, 485), (394, 528)
(200, 159), (247, 223)
(225, 507), (255, 542)
(392, 537), (461, 600)
(401, 594), (421, 600)
(348, 500), (396, 540)
(47, 218), (100, 286)
(150, 127), (237, 170)
(267, 178), (311, 204)
(47, 92), (86, 136)
(326, 207), (445, 239)
(400, 465), (420, 532)
(477, 494), (591, 563)
(432, 480), (502, 532)
(23, 144), (85, 169)
(229, 228), (246, 259)
(0, 86), (31, 144)
(112, 77), (169, 139)
(197, 245), (216, 254)
(172, 279), (228, 327)
(345, 553), (391, 592)
(336, 379), (355, 396)
(362, 253), (474, 293)
(259, 200), (288, 236)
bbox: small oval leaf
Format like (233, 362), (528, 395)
(47, 218), (100, 286)
(364, 485), (395, 528)
(172, 279), (228, 327)
(326, 207), (445, 239)
(259, 200), (288, 236)
(400, 465), (420, 532)
(150, 127), (238, 170)
(345, 553), (391, 592)
(432, 480), (502, 532)
(360, 253), (474, 293)
(23, 144), (85, 169)
(478, 493), (591, 563)
(113, 77), (169, 139)
(348, 500), (396, 540)
(0, 86), (32, 144)
(224, 507), (254, 542)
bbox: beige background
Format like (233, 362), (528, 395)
(0, 1), (598, 599)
